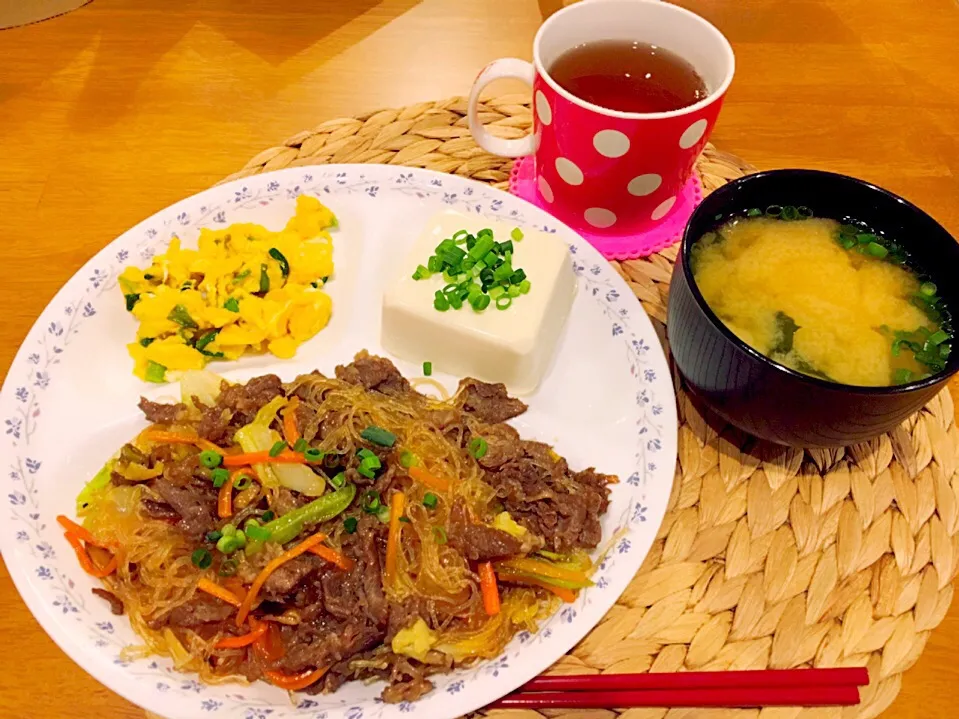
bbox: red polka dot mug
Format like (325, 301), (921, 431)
(468, 0), (734, 237)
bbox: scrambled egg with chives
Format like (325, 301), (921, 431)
(119, 195), (337, 382)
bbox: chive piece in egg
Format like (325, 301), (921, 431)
(167, 304), (198, 329)
(125, 293), (140, 312)
(224, 297), (239, 312)
(195, 329), (220, 352)
(259, 263), (270, 294)
(144, 361), (167, 383)
(139, 337), (155, 347)
(268, 248), (290, 278)
(234, 268), (251, 282)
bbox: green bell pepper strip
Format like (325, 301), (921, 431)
(246, 483), (357, 554)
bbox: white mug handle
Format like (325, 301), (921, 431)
(468, 58), (537, 158)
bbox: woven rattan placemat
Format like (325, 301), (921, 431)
(221, 95), (959, 719)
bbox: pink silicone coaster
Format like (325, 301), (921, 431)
(508, 155), (703, 260)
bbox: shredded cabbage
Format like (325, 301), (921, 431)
(235, 395), (325, 496)
(179, 369), (225, 408)
(77, 459), (116, 515)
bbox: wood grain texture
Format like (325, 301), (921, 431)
(0, 0), (957, 717)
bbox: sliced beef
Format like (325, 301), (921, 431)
(456, 378), (527, 424)
(153, 477), (217, 539)
(381, 677), (434, 704)
(262, 555), (321, 601)
(447, 498), (523, 562)
(216, 374), (284, 424)
(92, 588), (124, 615)
(476, 423), (524, 470)
(162, 453), (201, 487)
(138, 397), (185, 425)
(335, 351), (411, 396)
(321, 519), (388, 626)
(166, 595), (235, 627)
(481, 440), (611, 552)
(196, 405), (232, 445)
(280, 617), (385, 677)
(140, 498), (180, 523)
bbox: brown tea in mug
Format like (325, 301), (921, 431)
(548, 40), (708, 113)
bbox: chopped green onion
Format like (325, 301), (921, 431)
(856, 233), (878, 245)
(211, 468), (229, 488)
(199, 450), (223, 469)
(866, 242), (888, 258)
(518, 279), (531, 294)
(167, 304), (198, 329)
(423, 492), (438, 509)
(363, 491), (382, 513)
(765, 205), (783, 218)
(245, 524), (272, 542)
(269, 441), (287, 457)
(293, 438), (308, 453)
(125, 293), (140, 312)
(234, 268), (251, 281)
(495, 296), (512, 310)
(329, 471), (346, 488)
(781, 206), (799, 221)
(268, 248), (290, 278)
(434, 296), (450, 312)
(216, 533), (244, 554)
(358, 454), (381, 478)
(191, 548), (213, 569)
(746, 208), (762, 217)
(412, 264), (432, 280)
(840, 236), (857, 250)
(139, 337), (155, 347)
(894, 368), (914, 384)
(468, 235), (496, 261)
(224, 297), (240, 312)
(433, 526), (447, 544)
(469, 437), (488, 459)
(218, 558), (238, 577)
(510, 269), (527, 284)
(259, 263), (270, 294)
(921, 282), (938, 297)
(399, 516), (411, 524)
(423, 361), (432, 376)
(344, 516), (358, 533)
(511, 227), (524, 241)
(144, 361), (167, 384)
(488, 285), (506, 300)
(221, 523), (237, 537)
(399, 450), (416, 469)
(497, 240), (514, 255)
(507, 285), (522, 298)
(471, 293), (491, 311)
(304, 448), (324, 463)
(233, 474), (253, 491)
(195, 329), (220, 352)
(798, 206), (813, 218)
(205, 530), (223, 543)
(357, 448), (375, 460)
(928, 330), (950, 347)
(261, 510), (275, 522)
(427, 256), (443, 273)
(376, 505), (391, 523)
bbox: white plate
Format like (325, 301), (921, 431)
(0, 165), (677, 719)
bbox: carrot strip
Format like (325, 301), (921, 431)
(478, 561), (501, 616)
(236, 532), (327, 626)
(254, 620), (286, 662)
(64, 532), (117, 578)
(215, 617), (269, 648)
(223, 450), (306, 467)
(497, 571), (577, 603)
(57, 515), (114, 548)
(308, 544), (355, 572)
(142, 430), (221, 454)
(218, 468), (254, 519)
(264, 666), (328, 691)
(385, 491), (406, 584)
(282, 396), (301, 445)
(409, 465), (450, 492)
(196, 578), (242, 608)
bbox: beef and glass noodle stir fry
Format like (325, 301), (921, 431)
(61, 352), (613, 701)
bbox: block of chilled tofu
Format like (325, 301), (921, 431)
(382, 210), (576, 395)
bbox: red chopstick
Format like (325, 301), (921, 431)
(492, 685), (861, 709)
(491, 669), (869, 710)
(520, 667), (869, 692)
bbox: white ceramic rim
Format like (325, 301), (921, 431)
(532, 0), (736, 121)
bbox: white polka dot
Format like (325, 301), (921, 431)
(535, 90), (552, 126)
(537, 175), (554, 203)
(592, 129), (630, 158)
(584, 207), (617, 228)
(679, 118), (708, 149)
(555, 157), (583, 186)
(627, 173), (662, 197)
(651, 196), (677, 221)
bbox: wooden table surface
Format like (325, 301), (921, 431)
(1, 0), (958, 716)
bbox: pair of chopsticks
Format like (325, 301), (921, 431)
(491, 668), (869, 709)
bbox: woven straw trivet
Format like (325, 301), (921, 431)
(218, 95), (959, 719)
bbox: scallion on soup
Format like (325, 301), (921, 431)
(691, 206), (953, 387)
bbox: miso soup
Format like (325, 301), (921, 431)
(691, 207), (953, 387)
